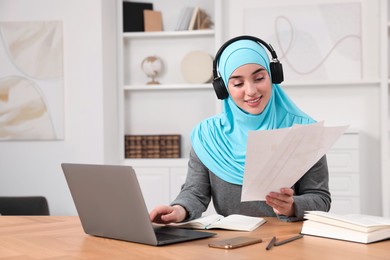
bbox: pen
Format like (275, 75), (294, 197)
(274, 234), (304, 246)
(266, 236), (276, 250)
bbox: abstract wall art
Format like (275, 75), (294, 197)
(0, 21), (64, 140)
(243, 2), (362, 81)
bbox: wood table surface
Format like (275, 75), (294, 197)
(0, 216), (389, 259)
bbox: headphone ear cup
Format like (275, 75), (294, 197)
(212, 77), (229, 100)
(270, 62), (284, 84)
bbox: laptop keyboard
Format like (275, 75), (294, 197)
(155, 231), (187, 241)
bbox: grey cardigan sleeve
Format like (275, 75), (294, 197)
(280, 155), (332, 222)
(170, 149), (212, 221)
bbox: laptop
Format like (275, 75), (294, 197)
(61, 163), (215, 246)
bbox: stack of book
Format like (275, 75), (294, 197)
(301, 211), (390, 244)
(175, 6), (197, 31)
(175, 6), (213, 31)
(124, 134), (181, 158)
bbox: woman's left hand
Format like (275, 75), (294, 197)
(265, 187), (295, 217)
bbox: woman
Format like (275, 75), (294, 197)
(150, 36), (331, 223)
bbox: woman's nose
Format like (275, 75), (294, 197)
(246, 82), (257, 96)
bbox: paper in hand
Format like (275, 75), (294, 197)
(241, 122), (349, 201)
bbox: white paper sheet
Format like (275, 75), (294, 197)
(241, 122), (349, 201)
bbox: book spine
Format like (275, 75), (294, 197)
(188, 6), (199, 30)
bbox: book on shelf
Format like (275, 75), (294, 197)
(175, 7), (194, 31)
(188, 6), (199, 30)
(123, 1), (153, 32)
(143, 10), (163, 32)
(196, 9), (214, 30)
(301, 211), (390, 244)
(175, 7), (213, 31)
(169, 214), (266, 232)
(124, 135), (180, 158)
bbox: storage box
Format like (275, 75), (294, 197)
(125, 135), (181, 158)
(123, 1), (153, 32)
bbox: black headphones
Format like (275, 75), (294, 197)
(212, 35), (284, 100)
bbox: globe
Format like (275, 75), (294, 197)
(141, 56), (163, 84)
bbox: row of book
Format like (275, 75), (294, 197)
(124, 135), (181, 158)
(175, 6), (213, 31)
(123, 2), (213, 32)
(175, 6), (199, 31)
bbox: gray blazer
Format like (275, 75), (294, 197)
(171, 148), (331, 222)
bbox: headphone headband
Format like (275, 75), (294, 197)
(212, 35), (284, 100)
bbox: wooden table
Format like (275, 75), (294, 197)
(0, 216), (388, 259)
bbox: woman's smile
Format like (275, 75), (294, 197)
(245, 96), (262, 107)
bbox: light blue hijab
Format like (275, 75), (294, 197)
(191, 39), (315, 185)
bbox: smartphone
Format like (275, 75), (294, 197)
(208, 236), (262, 249)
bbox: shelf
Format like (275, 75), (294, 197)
(124, 83), (213, 91)
(123, 29), (214, 39)
(283, 79), (380, 87)
(122, 158), (188, 167)
(124, 80), (380, 91)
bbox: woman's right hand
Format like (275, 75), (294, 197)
(149, 205), (187, 224)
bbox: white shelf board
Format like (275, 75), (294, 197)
(123, 29), (214, 39)
(124, 83), (213, 91)
(122, 158), (189, 167)
(124, 80), (380, 91)
(283, 79), (380, 87)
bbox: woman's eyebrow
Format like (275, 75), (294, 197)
(229, 75), (242, 80)
(229, 68), (266, 81)
(252, 68), (265, 75)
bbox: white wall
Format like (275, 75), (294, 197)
(0, 0), (118, 215)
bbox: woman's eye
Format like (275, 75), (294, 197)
(233, 82), (243, 87)
(255, 77), (264, 82)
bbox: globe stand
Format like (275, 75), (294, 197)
(147, 76), (160, 85)
(141, 55), (163, 86)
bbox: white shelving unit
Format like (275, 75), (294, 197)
(327, 131), (360, 214)
(380, 0), (390, 217)
(117, 0), (222, 210)
(118, 0), (222, 161)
